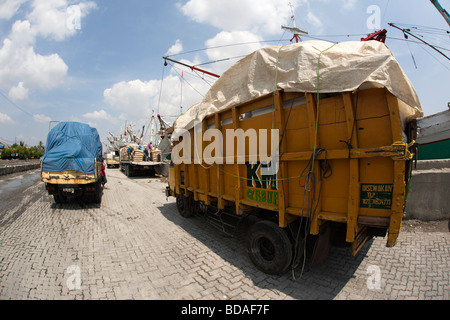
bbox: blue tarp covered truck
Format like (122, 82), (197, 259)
(41, 122), (104, 204)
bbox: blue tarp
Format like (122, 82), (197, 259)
(41, 122), (103, 174)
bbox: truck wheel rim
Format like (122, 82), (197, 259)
(257, 237), (275, 262)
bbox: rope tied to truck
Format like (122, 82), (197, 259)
(291, 43), (338, 281)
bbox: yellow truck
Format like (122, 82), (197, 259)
(41, 122), (104, 204)
(166, 41), (422, 275)
(106, 151), (120, 168)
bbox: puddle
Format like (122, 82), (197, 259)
(0, 170), (41, 197)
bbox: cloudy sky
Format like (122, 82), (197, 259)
(0, 0), (449, 148)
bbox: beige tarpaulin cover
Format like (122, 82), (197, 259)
(172, 40), (423, 140)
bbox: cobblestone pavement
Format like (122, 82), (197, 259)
(0, 168), (449, 300)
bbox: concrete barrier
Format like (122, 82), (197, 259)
(0, 160), (40, 176)
(405, 159), (450, 221)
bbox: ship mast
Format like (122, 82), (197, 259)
(281, 2), (308, 43)
(430, 0), (450, 27)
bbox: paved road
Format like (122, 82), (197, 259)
(0, 168), (449, 300)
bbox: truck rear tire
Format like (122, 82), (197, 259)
(247, 220), (293, 275)
(176, 193), (194, 218)
(53, 194), (66, 204)
(93, 181), (103, 204)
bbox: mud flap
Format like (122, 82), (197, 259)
(352, 226), (372, 256)
(310, 223), (332, 266)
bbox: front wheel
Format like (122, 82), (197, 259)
(247, 220), (293, 275)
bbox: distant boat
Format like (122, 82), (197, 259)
(416, 107), (450, 160)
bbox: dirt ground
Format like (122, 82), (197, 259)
(402, 219), (450, 233)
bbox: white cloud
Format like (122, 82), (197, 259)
(306, 11), (324, 34)
(205, 31), (264, 73)
(0, 0), (28, 20)
(166, 39), (183, 56)
(104, 72), (211, 122)
(0, 112), (14, 124)
(342, 0), (357, 10)
(0, 23), (69, 90)
(33, 114), (52, 123)
(0, 0), (97, 102)
(27, 0), (97, 41)
(83, 109), (117, 123)
(180, 0), (299, 35)
(8, 81), (29, 101)
(104, 79), (159, 118)
(103, 40), (214, 127)
(8, 19), (36, 47)
(103, 36), (219, 126)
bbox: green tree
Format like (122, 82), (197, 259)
(0, 143), (44, 160)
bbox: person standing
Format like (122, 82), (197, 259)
(145, 142), (152, 161)
(101, 161), (107, 188)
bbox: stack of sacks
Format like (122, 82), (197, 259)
(132, 149), (144, 162)
(151, 148), (161, 162)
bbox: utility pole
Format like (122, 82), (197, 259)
(430, 0), (450, 27)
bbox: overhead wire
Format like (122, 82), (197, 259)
(417, 42), (450, 71)
(406, 38), (418, 69)
(191, 68), (215, 87)
(392, 23), (449, 34)
(389, 22), (450, 61)
(0, 89), (34, 118)
(386, 36), (450, 52)
(393, 24), (450, 47)
(193, 55), (247, 67)
(165, 39), (292, 58)
(169, 63), (206, 98)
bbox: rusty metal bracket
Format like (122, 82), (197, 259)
(392, 140), (416, 161)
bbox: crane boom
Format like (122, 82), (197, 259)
(389, 23), (450, 60)
(163, 57), (220, 78)
(430, 0), (450, 27)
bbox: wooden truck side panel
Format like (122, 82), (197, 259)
(169, 88), (416, 253)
